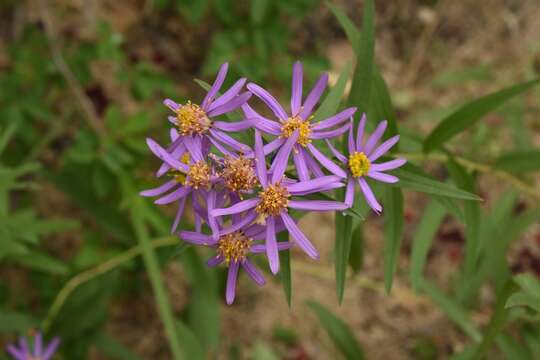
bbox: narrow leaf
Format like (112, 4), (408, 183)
(279, 232), (292, 307)
(348, 223), (364, 273)
(383, 187), (403, 293)
(506, 293), (540, 312)
(424, 79), (540, 152)
(514, 273), (540, 298)
(493, 150), (540, 173)
(307, 301), (364, 360)
(335, 211), (353, 303)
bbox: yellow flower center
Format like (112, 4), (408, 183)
(220, 155), (258, 194)
(255, 183), (290, 223)
(348, 152), (371, 178)
(186, 160), (211, 189)
(176, 101), (212, 135)
(217, 231), (252, 265)
(280, 115), (312, 147)
(168, 153), (190, 184)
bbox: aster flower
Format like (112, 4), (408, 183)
(180, 217), (291, 304)
(245, 61), (357, 180)
(6, 332), (60, 360)
(141, 136), (219, 234)
(211, 130), (348, 274)
(163, 62), (253, 154)
(326, 114), (406, 213)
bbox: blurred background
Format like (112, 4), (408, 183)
(1, 0), (540, 359)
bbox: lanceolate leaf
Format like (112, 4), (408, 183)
(383, 187), (403, 293)
(424, 79), (540, 152)
(278, 232), (292, 307)
(313, 61), (353, 122)
(326, 2), (360, 54)
(410, 200), (446, 289)
(369, 70), (399, 142)
(347, 0), (375, 114)
(348, 223), (364, 273)
(493, 150), (540, 173)
(307, 301), (364, 360)
(335, 211), (353, 303)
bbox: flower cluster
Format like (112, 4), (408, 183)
(142, 62), (405, 304)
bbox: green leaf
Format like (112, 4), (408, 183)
(326, 2), (360, 54)
(493, 150), (540, 173)
(368, 70), (399, 142)
(307, 301), (364, 360)
(418, 279), (481, 342)
(347, 0), (375, 114)
(496, 334), (532, 360)
(348, 223), (364, 273)
(423, 79), (540, 152)
(313, 61), (353, 122)
(514, 273), (540, 298)
(176, 321), (206, 360)
(0, 123), (17, 155)
(506, 293), (540, 312)
(409, 200), (446, 289)
(94, 332), (143, 360)
(278, 232), (292, 307)
(392, 165), (482, 201)
(10, 249), (69, 275)
(335, 211), (353, 303)
(383, 187), (403, 293)
(250, 0), (270, 24)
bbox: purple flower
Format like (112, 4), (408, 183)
(163, 62), (253, 154)
(245, 61), (357, 180)
(327, 114), (406, 213)
(180, 218), (291, 304)
(6, 332), (60, 360)
(141, 136), (218, 234)
(211, 130), (347, 274)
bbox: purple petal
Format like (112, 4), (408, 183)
(179, 231), (215, 245)
(207, 92), (251, 117)
(182, 136), (204, 162)
(18, 337), (29, 355)
(271, 131), (298, 184)
(251, 241), (292, 253)
(140, 180), (178, 197)
(364, 120), (388, 155)
(356, 113), (367, 151)
(34, 332), (43, 357)
(221, 211), (258, 236)
(212, 198), (259, 217)
(293, 148), (310, 181)
(291, 182), (345, 196)
(208, 255), (224, 267)
(299, 73), (328, 119)
(263, 137), (285, 155)
(311, 122), (351, 139)
(207, 191), (220, 240)
(368, 135), (400, 162)
(312, 107), (356, 130)
(213, 120), (253, 132)
(303, 150), (325, 177)
(345, 178), (355, 207)
(266, 216), (280, 274)
(202, 62), (229, 109)
(249, 116), (281, 135)
(42, 337), (60, 360)
(291, 61), (303, 115)
(171, 196), (187, 233)
(147, 138), (189, 172)
(370, 158), (406, 172)
(254, 130), (268, 188)
(6, 345), (25, 360)
(225, 261), (240, 304)
(209, 129), (251, 153)
(242, 259), (266, 286)
(156, 140), (186, 177)
(287, 175), (341, 194)
(170, 128), (179, 141)
(209, 136), (237, 158)
(307, 143), (347, 178)
(288, 200), (348, 211)
(207, 78), (246, 112)
(247, 83), (288, 120)
(368, 170), (399, 183)
(163, 98), (180, 112)
(280, 212), (319, 259)
(358, 178), (382, 213)
(348, 123), (355, 154)
(324, 139), (347, 163)
(155, 186), (191, 205)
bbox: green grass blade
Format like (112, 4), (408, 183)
(307, 300), (364, 360)
(383, 187), (404, 293)
(410, 200), (446, 289)
(423, 79), (540, 152)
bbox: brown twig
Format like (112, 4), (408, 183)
(38, 0), (106, 137)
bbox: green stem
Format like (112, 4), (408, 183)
(42, 236), (179, 332)
(130, 200), (183, 359)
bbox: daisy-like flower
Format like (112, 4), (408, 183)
(326, 114), (406, 213)
(245, 61), (357, 180)
(163, 62), (253, 154)
(180, 217), (291, 304)
(141, 136), (218, 234)
(6, 332), (60, 360)
(211, 130), (347, 274)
